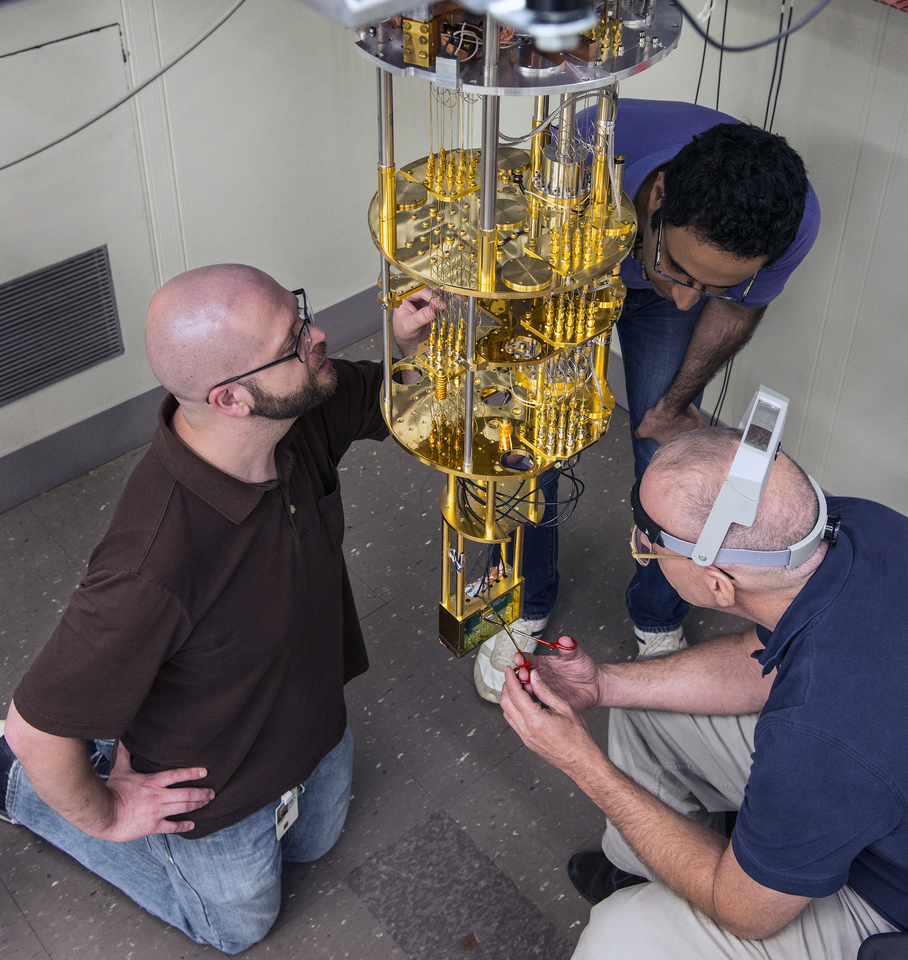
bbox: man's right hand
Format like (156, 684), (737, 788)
(528, 638), (603, 713)
(635, 399), (705, 446)
(101, 744), (214, 841)
(4, 701), (214, 842)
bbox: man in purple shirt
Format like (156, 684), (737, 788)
(474, 100), (821, 702)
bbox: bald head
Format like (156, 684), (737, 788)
(643, 427), (825, 578)
(145, 264), (285, 403)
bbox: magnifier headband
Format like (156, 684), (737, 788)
(631, 385), (835, 570)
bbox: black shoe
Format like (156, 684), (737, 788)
(568, 851), (647, 904)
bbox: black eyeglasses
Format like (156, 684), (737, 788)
(207, 288), (313, 402)
(653, 211), (760, 304)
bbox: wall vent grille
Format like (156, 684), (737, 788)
(0, 246), (124, 407)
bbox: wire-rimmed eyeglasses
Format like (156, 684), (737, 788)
(630, 523), (735, 580)
(653, 212), (760, 304)
(629, 524), (691, 567)
(207, 287), (313, 402)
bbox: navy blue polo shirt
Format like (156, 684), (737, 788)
(732, 497), (908, 929)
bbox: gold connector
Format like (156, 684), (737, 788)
(477, 227), (498, 292)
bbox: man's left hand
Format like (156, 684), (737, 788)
(500, 664), (603, 780)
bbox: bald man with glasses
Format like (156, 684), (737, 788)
(501, 426), (908, 960)
(1, 264), (434, 953)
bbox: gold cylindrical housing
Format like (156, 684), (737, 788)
(477, 227), (498, 292)
(379, 164), (397, 256)
(484, 481), (497, 541)
(540, 144), (584, 200)
(441, 520), (451, 608)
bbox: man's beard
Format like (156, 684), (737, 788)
(245, 344), (337, 421)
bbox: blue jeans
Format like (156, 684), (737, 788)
(513, 468), (560, 620)
(5, 727), (354, 954)
(523, 288), (707, 632)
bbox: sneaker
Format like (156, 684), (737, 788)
(634, 625), (687, 658)
(473, 615), (549, 703)
(0, 719), (16, 824)
(0, 721), (111, 826)
(567, 850), (647, 904)
(87, 740), (111, 780)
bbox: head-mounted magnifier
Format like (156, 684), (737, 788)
(632, 385), (840, 570)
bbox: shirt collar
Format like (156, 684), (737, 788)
(754, 530), (853, 675)
(152, 395), (298, 525)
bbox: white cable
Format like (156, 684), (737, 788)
(0, 0), (247, 172)
(696, 0), (717, 22)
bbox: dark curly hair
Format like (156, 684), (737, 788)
(656, 123), (809, 266)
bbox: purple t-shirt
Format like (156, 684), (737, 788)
(577, 99), (821, 308)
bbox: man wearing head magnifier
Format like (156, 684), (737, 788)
(500, 387), (908, 960)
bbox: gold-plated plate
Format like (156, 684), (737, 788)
(396, 178), (428, 211)
(497, 147), (530, 176)
(501, 256), (553, 293)
(496, 197), (528, 232)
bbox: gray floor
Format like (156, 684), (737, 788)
(0, 331), (749, 960)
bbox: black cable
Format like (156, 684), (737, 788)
(458, 459), (586, 530)
(716, 0), (729, 112)
(708, 360), (732, 426)
(768, 5), (794, 132)
(693, 7), (711, 105)
(0, 0), (247, 172)
(763, 0), (787, 130)
(674, 0), (832, 53)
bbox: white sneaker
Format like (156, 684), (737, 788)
(473, 616), (550, 703)
(634, 625), (687, 658)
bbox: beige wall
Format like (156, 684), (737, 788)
(0, 0), (425, 457)
(615, 0), (908, 513)
(1, 0), (905, 512)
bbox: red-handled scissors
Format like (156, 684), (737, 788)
(513, 635), (577, 685)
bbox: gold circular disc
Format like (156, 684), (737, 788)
(396, 178), (428, 211)
(497, 147), (530, 176)
(501, 256), (554, 293)
(496, 197), (528, 231)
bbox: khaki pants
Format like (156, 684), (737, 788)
(572, 709), (899, 960)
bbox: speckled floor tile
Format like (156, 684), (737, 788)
(347, 810), (572, 960)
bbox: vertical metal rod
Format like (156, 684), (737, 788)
(474, 12), (502, 292)
(455, 532), (466, 617)
(591, 83), (617, 210)
(441, 519), (451, 609)
(484, 481), (497, 541)
(512, 522), (524, 585)
(377, 68), (395, 415)
(378, 69), (394, 168)
(482, 13), (500, 84)
(462, 297), (476, 473)
(479, 29), (500, 234)
(380, 260), (392, 416)
(556, 93), (576, 161)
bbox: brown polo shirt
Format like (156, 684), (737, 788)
(14, 359), (387, 837)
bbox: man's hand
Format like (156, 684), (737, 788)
(100, 744), (215, 842)
(635, 399), (705, 446)
(638, 299), (764, 447)
(529, 638), (603, 713)
(500, 666), (604, 779)
(392, 289), (441, 358)
(5, 701), (214, 843)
